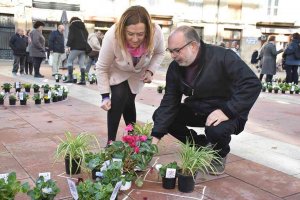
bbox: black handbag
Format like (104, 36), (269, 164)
(80, 30), (92, 54)
(88, 50), (99, 58)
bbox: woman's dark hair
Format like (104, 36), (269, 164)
(292, 32), (300, 40)
(70, 17), (81, 23)
(33, 21), (45, 29)
(267, 35), (276, 42)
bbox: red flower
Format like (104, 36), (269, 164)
(125, 124), (134, 132)
(139, 135), (147, 142)
(134, 146), (140, 153)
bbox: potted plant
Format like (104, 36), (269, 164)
(177, 140), (220, 193)
(101, 161), (123, 187)
(55, 131), (100, 175)
(62, 86), (68, 100)
(267, 85), (273, 93)
(73, 74), (78, 83)
(44, 95), (50, 104)
(14, 82), (22, 92)
(2, 83), (12, 93)
(32, 93), (42, 105)
(159, 161), (179, 189)
(85, 151), (106, 180)
(51, 91), (58, 102)
(0, 92), (5, 105)
(0, 172), (30, 200)
(273, 85), (279, 94)
(281, 85), (287, 94)
(9, 94), (17, 105)
(27, 176), (60, 200)
(290, 84), (296, 94)
(33, 84), (40, 93)
(295, 85), (300, 94)
(54, 74), (62, 83)
(42, 84), (51, 94)
(19, 92), (29, 105)
(157, 85), (164, 93)
(77, 179), (114, 200)
(23, 83), (32, 93)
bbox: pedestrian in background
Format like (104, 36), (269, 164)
(9, 28), (27, 75)
(24, 30), (33, 75)
(230, 41), (240, 56)
(49, 24), (65, 76)
(29, 21), (46, 78)
(259, 35), (283, 82)
(64, 17), (89, 85)
(283, 32), (300, 84)
(86, 30), (103, 73)
(96, 5), (165, 143)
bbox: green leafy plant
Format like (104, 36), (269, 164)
(0, 172), (30, 200)
(42, 84), (51, 91)
(157, 85), (164, 93)
(159, 161), (179, 178)
(32, 93), (42, 101)
(0, 92), (5, 100)
(132, 122), (153, 136)
(9, 94), (16, 101)
(32, 84), (40, 90)
(27, 176), (60, 200)
(85, 151), (106, 171)
(179, 139), (220, 177)
(55, 132), (100, 175)
(101, 161), (123, 187)
(22, 83), (32, 89)
(20, 93), (29, 100)
(2, 83), (12, 90)
(77, 179), (114, 200)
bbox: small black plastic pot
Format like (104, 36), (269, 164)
(15, 88), (21, 92)
(178, 173), (195, 193)
(290, 91), (294, 94)
(9, 99), (16, 105)
(44, 89), (49, 94)
(57, 96), (63, 101)
(33, 88), (39, 93)
(20, 100), (27, 105)
(44, 99), (50, 104)
(52, 96), (58, 102)
(296, 91), (299, 94)
(92, 168), (102, 180)
(4, 88), (10, 93)
(55, 79), (59, 83)
(157, 89), (163, 94)
(73, 78), (77, 83)
(268, 89), (272, 93)
(162, 177), (176, 189)
(35, 99), (41, 105)
(0, 99), (4, 105)
(274, 90), (279, 94)
(25, 88), (31, 93)
(65, 156), (81, 175)
(262, 88), (266, 92)
(282, 90), (286, 94)
(89, 80), (94, 85)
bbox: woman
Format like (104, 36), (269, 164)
(86, 30), (103, 73)
(25, 30), (33, 75)
(283, 32), (300, 84)
(96, 5), (165, 143)
(259, 35), (283, 82)
(64, 17), (89, 85)
(29, 21), (46, 78)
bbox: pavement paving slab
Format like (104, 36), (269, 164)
(0, 126), (40, 144)
(0, 152), (29, 180)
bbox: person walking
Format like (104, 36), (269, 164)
(283, 32), (300, 84)
(29, 21), (46, 78)
(9, 28), (27, 75)
(24, 30), (33, 75)
(259, 35), (283, 82)
(96, 5), (165, 143)
(85, 30), (103, 73)
(64, 17), (89, 85)
(49, 24), (65, 76)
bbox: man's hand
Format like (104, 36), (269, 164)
(101, 98), (111, 111)
(141, 70), (153, 83)
(205, 109), (229, 126)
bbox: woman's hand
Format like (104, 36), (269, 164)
(142, 70), (153, 83)
(101, 98), (111, 111)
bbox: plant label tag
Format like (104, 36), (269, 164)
(89, 75), (92, 81)
(39, 172), (51, 181)
(112, 158), (122, 163)
(101, 160), (111, 171)
(165, 168), (176, 178)
(67, 179), (78, 200)
(55, 74), (58, 79)
(0, 173), (9, 183)
(58, 90), (63, 96)
(39, 92), (42, 98)
(16, 82), (20, 89)
(19, 92), (24, 100)
(291, 85), (295, 92)
(95, 171), (103, 177)
(110, 181), (122, 200)
(48, 91), (52, 98)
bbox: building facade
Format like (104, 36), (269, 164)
(0, 0), (299, 63)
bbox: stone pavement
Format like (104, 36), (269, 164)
(0, 60), (300, 200)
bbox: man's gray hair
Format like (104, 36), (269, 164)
(172, 25), (200, 42)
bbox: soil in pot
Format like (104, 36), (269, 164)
(162, 177), (176, 189)
(9, 99), (16, 105)
(20, 100), (27, 105)
(65, 157), (81, 175)
(25, 88), (30, 93)
(35, 99), (41, 105)
(0, 99), (4, 105)
(178, 173), (195, 193)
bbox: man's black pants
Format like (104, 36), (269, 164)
(157, 104), (245, 158)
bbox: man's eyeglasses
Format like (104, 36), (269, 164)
(166, 41), (194, 55)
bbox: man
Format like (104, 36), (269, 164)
(9, 28), (27, 75)
(85, 30), (104, 73)
(49, 24), (65, 76)
(231, 41), (240, 56)
(151, 26), (261, 175)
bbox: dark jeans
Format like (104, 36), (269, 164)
(285, 65), (299, 84)
(12, 55), (26, 74)
(107, 81), (136, 142)
(154, 104), (245, 158)
(25, 52), (33, 75)
(32, 57), (44, 76)
(86, 56), (98, 73)
(259, 74), (273, 82)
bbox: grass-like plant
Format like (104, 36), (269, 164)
(132, 122), (153, 136)
(22, 83), (32, 89)
(55, 132), (100, 175)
